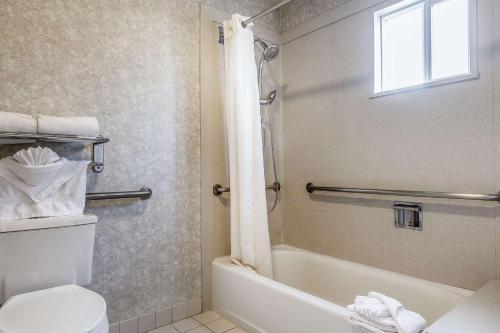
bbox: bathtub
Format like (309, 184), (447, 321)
(212, 245), (473, 333)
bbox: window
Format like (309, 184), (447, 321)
(373, 0), (476, 95)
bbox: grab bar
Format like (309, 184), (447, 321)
(86, 187), (152, 201)
(305, 183), (500, 202)
(213, 182), (281, 196)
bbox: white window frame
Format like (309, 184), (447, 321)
(371, 0), (478, 98)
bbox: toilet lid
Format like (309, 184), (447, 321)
(0, 285), (108, 333)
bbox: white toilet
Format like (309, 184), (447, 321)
(0, 214), (109, 333)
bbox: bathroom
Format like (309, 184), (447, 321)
(0, 0), (498, 332)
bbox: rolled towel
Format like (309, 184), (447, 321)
(0, 111), (37, 134)
(37, 115), (99, 137)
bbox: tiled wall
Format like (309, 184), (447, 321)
(280, 0), (500, 290)
(0, 0), (278, 323)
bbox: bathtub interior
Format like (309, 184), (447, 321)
(266, 245), (471, 324)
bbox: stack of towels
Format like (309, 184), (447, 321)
(0, 111), (99, 137)
(0, 147), (89, 220)
(347, 292), (427, 333)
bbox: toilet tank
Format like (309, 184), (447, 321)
(0, 214), (97, 304)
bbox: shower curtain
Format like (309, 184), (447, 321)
(223, 14), (273, 279)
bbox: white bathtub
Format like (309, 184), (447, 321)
(213, 245), (472, 333)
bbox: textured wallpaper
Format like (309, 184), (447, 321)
(203, 0), (281, 31)
(0, 0), (279, 324)
(280, 0), (352, 32)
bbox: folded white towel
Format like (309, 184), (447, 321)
(3, 148), (64, 186)
(13, 147), (61, 166)
(37, 115), (99, 137)
(348, 313), (398, 333)
(347, 292), (427, 333)
(0, 160), (89, 220)
(348, 296), (391, 317)
(0, 157), (88, 204)
(0, 111), (36, 134)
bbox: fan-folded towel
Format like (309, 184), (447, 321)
(0, 148), (89, 220)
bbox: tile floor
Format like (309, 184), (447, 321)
(148, 311), (247, 333)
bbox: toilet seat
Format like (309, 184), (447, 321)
(0, 284), (108, 333)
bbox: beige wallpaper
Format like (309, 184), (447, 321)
(0, 0), (279, 323)
(281, 0), (500, 290)
(280, 0), (352, 32)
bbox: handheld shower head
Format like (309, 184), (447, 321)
(254, 38), (280, 61)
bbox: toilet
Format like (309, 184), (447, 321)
(0, 214), (109, 333)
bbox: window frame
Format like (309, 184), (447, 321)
(371, 0), (478, 98)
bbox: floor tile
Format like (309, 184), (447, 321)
(172, 318), (201, 332)
(148, 325), (179, 333)
(227, 328), (248, 333)
(205, 318), (237, 333)
(187, 327), (213, 333)
(193, 311), (222, 325)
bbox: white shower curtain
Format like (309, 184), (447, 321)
(223, 14), (273, 279)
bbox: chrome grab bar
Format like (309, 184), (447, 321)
(213, 182), (281, 196)
(86, 187), (152, 201)
(305, 183), (500, 202)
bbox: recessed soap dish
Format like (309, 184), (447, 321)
(394, 202), (422, 231)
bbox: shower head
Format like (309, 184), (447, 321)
(260, 90), (277, 105)
(255, 38), (280, 61)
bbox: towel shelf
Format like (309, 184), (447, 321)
(86, 187), (152, 201)
(0, 133), (110, 173)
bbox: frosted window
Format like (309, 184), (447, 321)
(374, 0), (474, 94)
(431, 0), (470, 79)
(381, 5), (424, 91)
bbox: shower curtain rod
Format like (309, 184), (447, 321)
(242, 0), (293, 28)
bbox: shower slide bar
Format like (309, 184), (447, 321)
(213, 183), (281, 196)
(86, 187), (152, 201)
(241, 0), (293, 28)
(305, 183), (500, 202)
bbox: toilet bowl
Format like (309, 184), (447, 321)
(0, 285), (108, 333)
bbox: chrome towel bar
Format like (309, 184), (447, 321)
(86, 187), (152, 201)
(213, 182), (281, 196)
(305, 183), (500, 202)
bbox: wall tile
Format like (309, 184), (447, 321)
(172, 302), (188, 322)
(120, 317), (138, 333)
(139, 312), (156, 333)
(109, 323), (120, 333)
(187, 298), (202, 317)
(155, 306), (173, 328)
